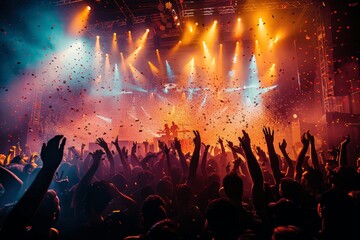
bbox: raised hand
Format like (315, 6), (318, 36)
(164, 144), (170, 155)
(307, 130), (315, 144)
(279, 139), (287, 152)
(301, 133), (309, 146)
(96, 137), (109, 150)
(112, 136), (120, 148)
(158, 140), (165, 151)
(263, 127), (274, 144)
(255, 146), (267, 160)
(340, 134), (350, 146)
(226, 140), (234, 149)
(239, 130), (251, 149)
(232, 145), (244, 155)
(131, 141), (137, 153)
(173, 137), (181, 150)
(40, 135), (66, 170)
(193, 130), (201, 147)
(202, 142), (210, 150)
(121, 146), (128, 159)
(90, 149), (105, 167)
(217, 137), (224, 146)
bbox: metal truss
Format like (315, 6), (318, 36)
(181, 0), (314, 18)
(48, 0), (84, 6)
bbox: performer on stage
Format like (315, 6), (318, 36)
(163, 123), (171, 139)
(170, 121), (180, 138)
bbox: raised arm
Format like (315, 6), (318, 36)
(173, 137), (188, 177)
(200, 142), (210, 178)
(278, 139), (294, 178)
(140, 152), (158, 171)
(80, 143), (86, 160)
(307, 131), (320, 170)
(295, 133), (309, 182)
(72, 149), (104, 217)
(187, 130), (201, 186)
(263, 127), (284, 186)
(217, 137), (228, 176)
(130, 141), (140, 166)
(239, 130), (264, 189)
(96, 137), (115, 178)
(1, 135), (66, 234)
(239, 130), (268, 220)
(112, 136), (131, 179)
(338, 135), (350, 167)
(163, 144), (171, 175)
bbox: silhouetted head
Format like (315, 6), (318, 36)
(157, 177), (173, 199)
(84, 181), (113, 217)
(175, 184), (193, 207)
(301, 168), (324, 194)
(31, 190), (60, 229)
(206, 198), (239, 240)
(268, 198), (302, 227)
(279, 177), (302, 202)
(141, 195), (167, 230)
(329, 166), (360, 192)
(110, 173), (128, 192)
(223, 173), (243, 201)
(272, 225), (313, 240)
(144, 219), (182, 240)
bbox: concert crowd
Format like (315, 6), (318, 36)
(0, 128), (359, 240)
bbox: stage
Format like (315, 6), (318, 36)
(0, 1), (359, 163)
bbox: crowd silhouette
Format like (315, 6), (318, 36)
(0, 128), (359, 240)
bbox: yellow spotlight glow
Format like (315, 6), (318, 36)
(112, 31), (118, 53)
(128, 31), (133, 45)
(181, 22), (196, 44)
(217, 41), (223, 75)
(95, 35), (101, 52)
(195, 22), (198, 25)
(201, 19), (218, 49)
(129, 63), (147, 83)
(120, 52), (126, 72)
(264, 63), (277, 85)
(234, 16), (243, 38)
(69, 6), (91, 36)
(148, 61), (160, 76)
(259, 18), (263, 25)
(146, 28), (150, 32)
(156, 49), (163, 70)
(105, 53), (110, 75)
(135, 29), (150, 48)
(274, 35), (280, 43)
(87, 6), (91, 11)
